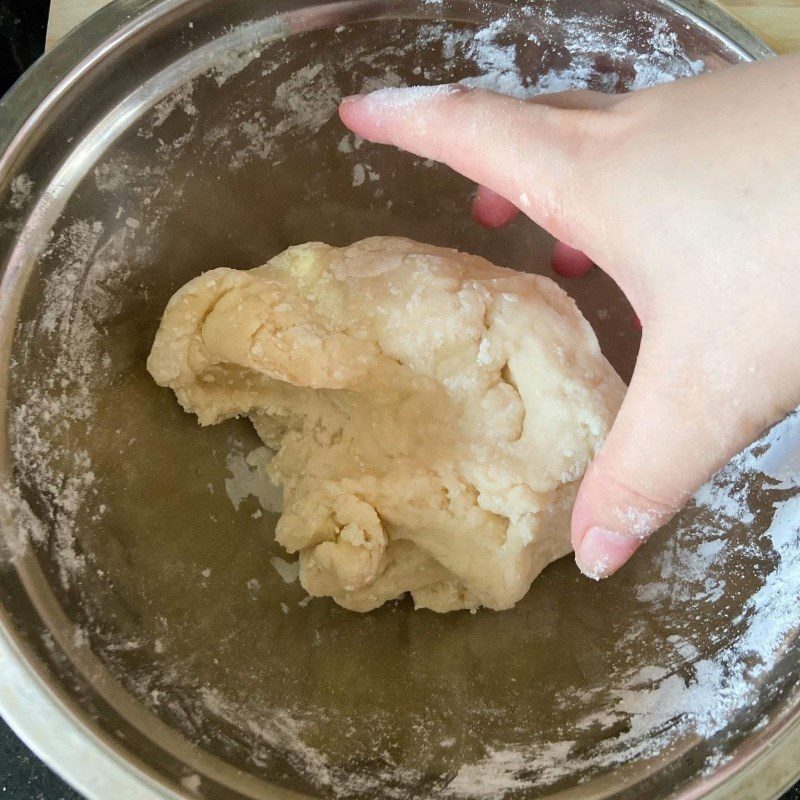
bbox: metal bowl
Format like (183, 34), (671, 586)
(1, 1), (798, 799)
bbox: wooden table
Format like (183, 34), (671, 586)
(48, 0), (800, 52)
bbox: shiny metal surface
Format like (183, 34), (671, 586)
(0, 1), (797, 800)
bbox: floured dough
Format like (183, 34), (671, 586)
(148, 237), (625, 612)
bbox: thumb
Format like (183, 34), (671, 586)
(339, 85), (591, 243)
(571, 332), (762, 580)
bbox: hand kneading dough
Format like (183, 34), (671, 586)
(147, 237), (625, 612)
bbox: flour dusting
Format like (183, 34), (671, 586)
(7, 219), (138, 583)
(8, 174), (34, 210)
(411, 9), (705, 101)
(273, 64), (341, 136)
(359, 84), (461, 109)
(443, 411), (800, 795)
(225, 445), (283, 515)
(270, 556), (300, 584)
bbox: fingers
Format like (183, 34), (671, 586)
(339, 86), (593, 241)
(570, 334), (764, 579)
(551, 241), (594, 278)
(472, 186), (520, 228)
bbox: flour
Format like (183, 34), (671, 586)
(352, 163), (366, 187)
(269, 556), (300, 584)
(199, 687), (431, 799)
(635, 532), (728, 606)
(694, 478), (756, 525)
(630, 18), (706, 89)
(180, 774), (202, 793)
(233, 117), (274, 164)
(152, 83), (197, 127)
(447, 741), (574, 797)
(136, 4), (706, 182)
(211, 48), (263, 86)
(748, 409), (800, 490)
(0, 481), (47, 562)
(272, 64), (341, 136)
(224, 445), (283, 514)
(358, 84), (461, 110)
(443, 448), (799, 795)
(94, 158), (140, 195)
(735, 493), (800, 667)
(225, 60), (342, 169)
(359, 69), (407, 95)
(5, 218), (139, 583)
(415, 10), (704, 100)
(8, 174), (34, 210)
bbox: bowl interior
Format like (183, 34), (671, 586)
(1, 1), (798, 799)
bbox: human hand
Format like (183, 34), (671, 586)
(338, 55), (800, 579)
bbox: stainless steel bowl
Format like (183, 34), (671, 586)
(1, 1), (798, 799)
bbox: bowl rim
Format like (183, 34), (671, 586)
(0, 1), (795, 800)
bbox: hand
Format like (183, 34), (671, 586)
(338, 55), (800, 579)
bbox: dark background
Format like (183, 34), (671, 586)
(0, 1), (798, 798)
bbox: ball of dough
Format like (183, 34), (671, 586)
(147, 237), (625, 612)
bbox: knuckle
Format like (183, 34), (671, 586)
(588, 458), (685, 533)
(548, 100), (641, 242)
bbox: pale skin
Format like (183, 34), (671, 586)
(339, 54), (800, 580)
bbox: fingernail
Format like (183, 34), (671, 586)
(575, 526), (641, 580)
(340, 94), (363, 106)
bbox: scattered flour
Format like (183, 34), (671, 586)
(224, 446), (283, 514)
(0, 481), (47, 562)
(6, 218), (139, 584)
(351, 163), (379, 186)
(269, 556), (300, 584)
(272, 64), (340, 136)
(447, 741), (574, 797)
(414, 10), (705, 100)
(138, 82), (198, 140)
(8, 174), (34, 210)
(180, 773), (202, 793)
(352, 163), (366, 187)
(748, 409), (800, 490)
(359, 68), (407, 95)
(211, 48), (263, 86)
(694, 476), (756, 525)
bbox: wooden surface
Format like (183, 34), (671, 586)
(723, 0), (800, 51)
(47, 0), (108, 48)
(47, 0), (800, 52)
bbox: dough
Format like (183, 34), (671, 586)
(148, 237), (625, 612)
